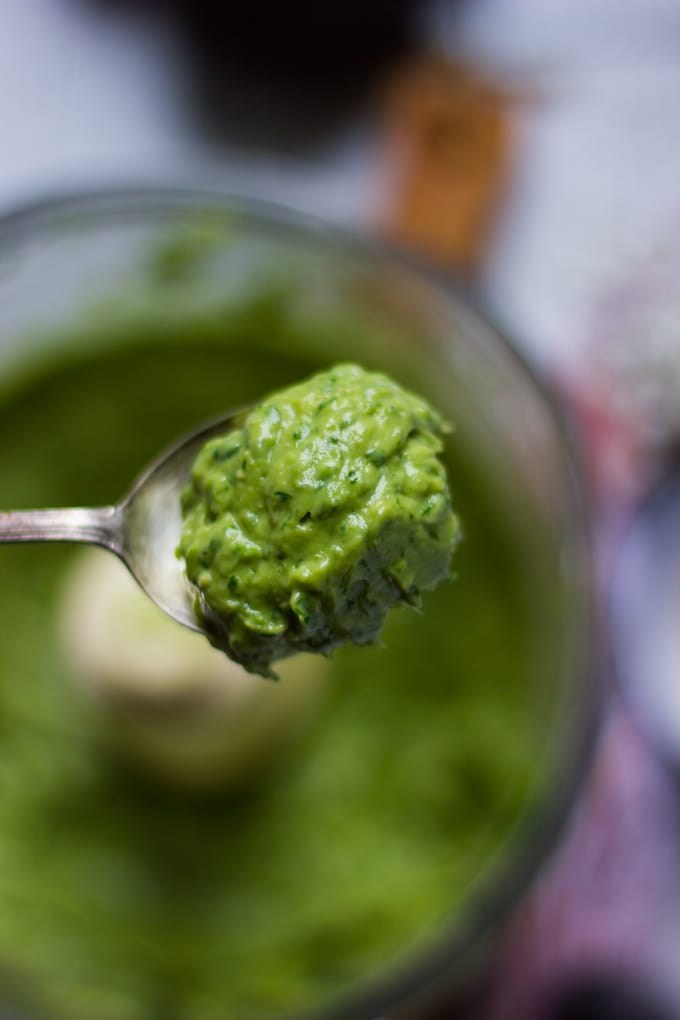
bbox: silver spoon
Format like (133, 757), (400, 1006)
(0, 411), (245, 635)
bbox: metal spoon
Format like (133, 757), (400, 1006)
(0, 411), (245, 635)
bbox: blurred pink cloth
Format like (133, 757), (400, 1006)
(484, 703), (680, 1019)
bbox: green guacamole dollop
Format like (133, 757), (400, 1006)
(178, 364), (460, 675)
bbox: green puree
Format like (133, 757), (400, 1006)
(179, 364), (460, 675)
(0, 313), (539, 1019)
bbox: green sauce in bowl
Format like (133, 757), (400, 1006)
(0, 206), (581, 1020)
(0, 335), (537, 1020)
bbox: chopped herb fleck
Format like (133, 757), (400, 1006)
(211, 443), (240, 462)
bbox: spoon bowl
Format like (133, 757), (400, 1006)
(0, 408), (247, 637)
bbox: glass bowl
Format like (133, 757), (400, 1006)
(0, 189), (600, 1020)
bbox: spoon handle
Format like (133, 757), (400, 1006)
(0, 506), (121, 552)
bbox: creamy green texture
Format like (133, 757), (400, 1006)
(179, 364), (459, 675)
(0, 279), (543, 1020)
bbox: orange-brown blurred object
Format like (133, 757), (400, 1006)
(375, 57), (513, 275)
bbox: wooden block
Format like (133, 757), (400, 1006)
(374, 56), (512, 274)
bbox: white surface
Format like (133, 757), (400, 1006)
(445, 0), (680, 71)
(483, 66), (680, 365)
(1, 0), (679, 365)
(0, 0), (373, 222)
(438, 0), (680, 365)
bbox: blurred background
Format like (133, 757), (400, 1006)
(2, 0), (680, 1017)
